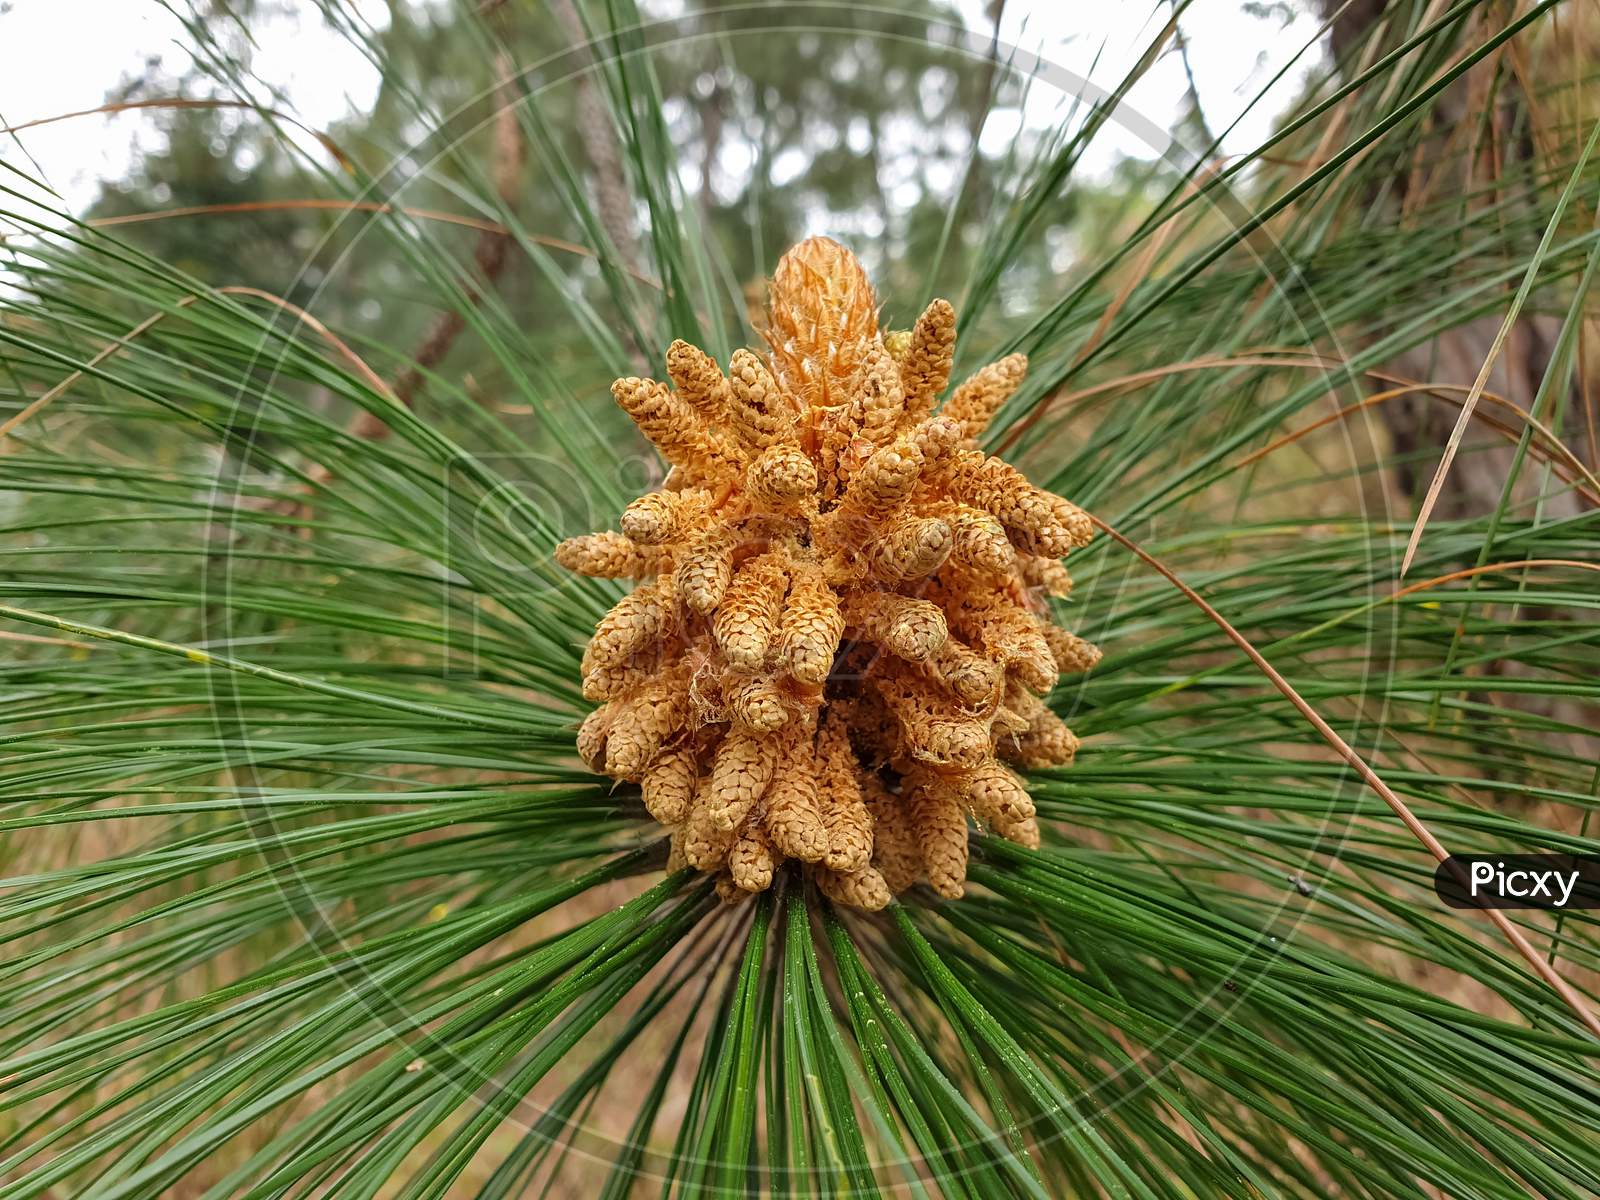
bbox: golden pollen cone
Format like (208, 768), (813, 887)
(557, 237), (1097, 906)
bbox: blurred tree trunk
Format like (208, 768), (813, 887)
(1320, 1), (1597, 760)
(1321, 0), (1595, 522)
(548, 0), (641, 275)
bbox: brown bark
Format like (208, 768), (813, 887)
(1320, 1), (1596, 519)
(548, 0), (642, 275)
(1319, 1), (1597, 759)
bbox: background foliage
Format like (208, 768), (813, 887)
(2, 0), (1598, 1195)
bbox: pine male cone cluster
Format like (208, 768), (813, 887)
(558, 237), (1097, 909)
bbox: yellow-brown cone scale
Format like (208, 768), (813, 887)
(557, 237), (1098, 908)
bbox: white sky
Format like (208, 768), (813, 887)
(0, 0), (1325, 217)
(0, 0), (386, 214)
(962, 0), (1327, 167)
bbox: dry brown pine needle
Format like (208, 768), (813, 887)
(559, 237), (1097, 908)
